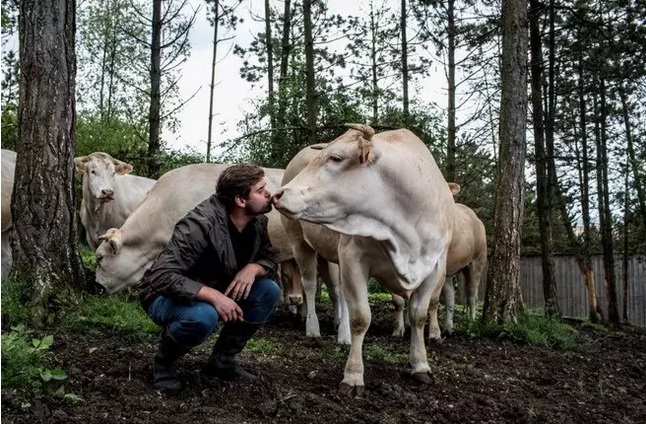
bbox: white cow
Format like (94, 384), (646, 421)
(95, 163), (294, 293)
(1, 149), (17, 276)
(273, 124), (455, 394)
(390, 182), (488, 337)
(282, 146), (488, 343)
(75, 152), (156, 250)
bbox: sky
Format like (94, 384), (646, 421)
(171, 0), (448, 157)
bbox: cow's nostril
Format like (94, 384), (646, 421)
(273, 190), (283, 202)
(102, 189), (114, 197)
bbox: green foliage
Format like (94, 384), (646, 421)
(62, 294), (157, 340)
(365, 344), (407, 364)
(78, 244), (97, 271)
(467, 314), (579, 350)
(1, 325), (67, 395)
(1, 276), (32, 328)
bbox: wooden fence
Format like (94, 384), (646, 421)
(470, 255), (646, 327)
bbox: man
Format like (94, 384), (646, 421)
(138, 164), (281, 393)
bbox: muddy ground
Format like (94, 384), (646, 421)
(2, 298), (646, 424)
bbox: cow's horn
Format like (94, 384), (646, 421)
(344, 123), (375, 139)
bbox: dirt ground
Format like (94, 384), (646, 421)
(2, 299), (646, 424)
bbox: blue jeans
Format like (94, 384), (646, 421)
(145, 277), (280, 348)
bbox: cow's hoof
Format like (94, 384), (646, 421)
(339, 382), (365, 397)
(441, 328), (454, 337)
(410, 372), (431, 385)
(428, 336), (443, 345)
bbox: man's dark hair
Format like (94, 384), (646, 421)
(216, 164), (265, 210)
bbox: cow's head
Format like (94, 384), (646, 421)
(95, 227), (154, 293)
(273, 123), (385, 234)
(74, 152), (133, 202)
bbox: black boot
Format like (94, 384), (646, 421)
(153, 331), (189, 394)
(202, 322), (261, 382)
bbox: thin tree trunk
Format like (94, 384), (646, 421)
(15, 0), (85, 326)
(595, 78), (619, 324)
(370, 3), (378, 123)
(482, 0), (527, 325)
(529, 0), (559, 318)
(446, 0), (456, 183)
(619, 86), (646, 234)
(303, 0), (317, 146)
(264, 0), (275, 130)
(623, 159), (629, 322)
(207, 0), (220, 163)
(276, 0), (291, 136)
(401, 0), (409, 120)
(147, 0), (162, 177)
(574, 60), (602, 322)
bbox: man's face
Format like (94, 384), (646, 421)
(241, 178), (273, 215)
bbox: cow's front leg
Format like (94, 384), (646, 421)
(320, 260), (350, 345)
(391, 293), (406, 337)
(293, 241), (320, 338)
(338, 237), (370, 396)
(442, 277), (455, 335)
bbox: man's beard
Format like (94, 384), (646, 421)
(248, 201), (273, 215)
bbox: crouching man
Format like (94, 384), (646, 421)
(138, 164), (281, 394)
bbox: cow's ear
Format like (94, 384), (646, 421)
(108, 237), (122, 255)
(114, 161), (133, 175)
(448, 182), (461, 195)
(310, 143), (328, 151)
(74, 156), (89, 173)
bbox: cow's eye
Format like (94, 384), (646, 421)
(328, 155), (343, 163)
(91, 170), (96, 175)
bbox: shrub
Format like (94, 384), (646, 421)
(1, 325), (67, 395)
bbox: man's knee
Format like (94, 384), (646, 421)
(259, 278), (281, 305)
(169, 302), (218, 346)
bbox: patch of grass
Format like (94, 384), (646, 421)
(245, 337), (285, 356)
(78, 244), (97, 271)
(62, 294), (157, 340)
(1, 325), (67, 395)
(466, 314), (579, 350)
(1, 276), (32, 328)
(365, 344), (407, 364)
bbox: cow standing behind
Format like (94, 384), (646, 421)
(1, 149), (17, 276)
(95, 163), (296, 294)
(274, 124), (455, 395)
(75, 153), (156, 250)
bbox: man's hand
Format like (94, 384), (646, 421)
(196, 286), (243, 322)
(225, 264), (264, 301)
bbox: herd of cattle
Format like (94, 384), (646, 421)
(0, 124), (487, 393)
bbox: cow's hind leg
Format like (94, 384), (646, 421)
(391, 293), (406, 337)
(319, 259), (350, 345)
(293, 241), (321, 338)
(441, 277), (455, 335)
(410, 262), (446, 383)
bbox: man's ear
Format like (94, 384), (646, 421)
(234, 195), (246, 208)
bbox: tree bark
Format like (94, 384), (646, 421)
(594, 79), (619, 324)
(207, 0), (220, 163)
(264, 0), (275, 130)
(482, 0), (527, 325)
(147, 0), (162, 177)
(529, 0), (559, 318)
(303, 0), (317, 146)
(15, 0), (85, 326)
(446, 0), (456, 183)
(401, 0), (409, 120)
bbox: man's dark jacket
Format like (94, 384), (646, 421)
(138, 194), (277, 306)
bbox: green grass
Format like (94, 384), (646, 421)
(1, 276), (32, 327)
(465, 313), (580, 350)
(62, 294), (157, 340)
(365, 344), (407, 364)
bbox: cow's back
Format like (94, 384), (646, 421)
(1, 150), (17, 232)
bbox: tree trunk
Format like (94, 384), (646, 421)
(276, 0), (291, 137)
(529, 0), (559, 318)
(207, 0), (220, 163)
(303, 0), (317, 146)
(264, 0), (275, 130)
(147, 0), (162, 177)
(575, 61), (602, 322)
(370, 4), (378, 123)
(619, 86), (646, 235)
(482, 0), (527, 325)
(401, 0), (409, 120)
(623, 160), (629, 322)
(15, 0), (85, 327)
(446, 0), (456, 183)
(594, 79), (619, 324)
